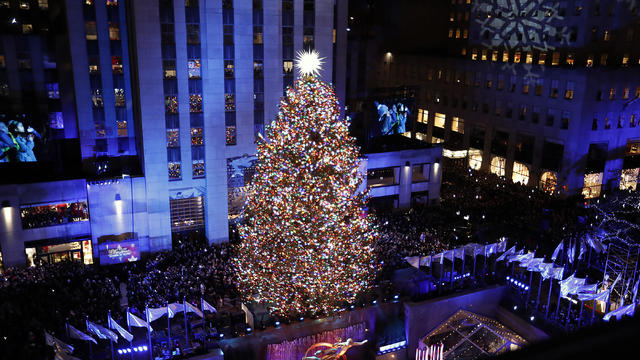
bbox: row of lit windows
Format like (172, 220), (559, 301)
(0, 0), (49, 10)
(85, 0), (119, 6)
(468, 48), (640, 68)
(596, 87), (640, 101)
(85, 22), (120, 41)
(91, 88), (126, 108)
(224, 0), (237, 145)
(253, 0), (265, 141)
(592, 114), (638, 130)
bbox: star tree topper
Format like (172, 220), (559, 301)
(295, 49), (324, 78)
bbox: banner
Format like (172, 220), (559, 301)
(585, 235), (606, 254)
(559, 273), (586, 298)
(454, 247), (465, 260)
(98, 240), (140, 265)
(496, 246), (516, 262)
(496, 238), (507, 253)
(603, 303), (636, 321)
(551, 241), (563, 261)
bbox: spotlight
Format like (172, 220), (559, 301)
(513, 305), (518, 310)
(350, 305), (355, 309)
(530, 316), (535, 321)
(133, 347), (138, 352)
(246, 327), (252, 333)
(219, 333), (224, 339)
(299, 317), (304, 322)
(394, 294), (399, 300)
(373, 300), (377, 305)
(275, 321), (280, 327)
(117, 350), (123, 355)
(142, 346), (148, 351)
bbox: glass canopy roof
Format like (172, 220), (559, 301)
(420, 309), (526, 360)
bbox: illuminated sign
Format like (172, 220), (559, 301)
(99, 240), (139, 265)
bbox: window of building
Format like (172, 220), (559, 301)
(519, 105), (527, 121)
(481, 49), (487, 61)
(471, 48), (477, 60)
(522, 78), (529, 94)
(116, 120), (127, 137)
(20, 202), (90, 229)
(540, 171), (558, 193)
(509, 76), (516, 92)
(109, 23), (120, 40)
(283, 60), (293, 74)
(95, 122), (106, 137)
(107, 0), (118, 5)
(486, 73), (493, 88)
(490, 156), (506, 177)
(189, 94), (202, 113)
(225, 93), (235, 111)
(538, 52), (546, 65)
(546, 108), (556, 126)
(412, 163), (430, 183)
(469, 149), (483, 170)
(620, 168), (639, 191)
(190, 127), (203, 146)
(532, 106), (540, 123)
(451, 117), (464, 133)
(549, 80), (559, 98)
(418, 109), (428, 124)
(455, 28), (461, 39)
(165, 96), (178, 113)
(168, 162), (181, 180)
(114, 88), (125, 107)
(48, 112), (63, 129)
(535, 79), (543, 95)
(622, 54), (630, 66)
(600, 53), (608, 66)
(21, 24), (33, 34)
(525, 52), (533, 64)
(38, 0), (48, 9)
(167, 129), (179, 147)
(86, 22), (98, 40)
(564, 81), (575, 100)
(192, 160), (205, 178)
(188, 59), (201, 79)
(434, 113), (445, 128)
(551, 52), (560, 65)
(586, 55), (594, 68)
(367, 167), (400, 187)
(566, 53), (575, 65)
(561, 111), (570, 129)
(502, 50), (509, 62)
(187, 24), (200, 44)
(226, 125), (236, 145)
(582, 172), (603, 198)
(92, 89), (103, 107)
(603, 30), (610, 41)
(622, 87), (630, 99)
(609, 87), (616, 100)
(491, 50), (498, 61)
(89, 57), (100, 73)
(46, 83), (59, 99)
(512, 162), (530, 185)
(224, 60), (234, 77)
(514, 51), (521, 63)
(163, 60), (176, 78)
(111, 56), (123, 74)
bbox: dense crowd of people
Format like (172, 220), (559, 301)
(0, 163), (621, 358)
(127, 238), (236, 311)
(0, 261), (121, 358)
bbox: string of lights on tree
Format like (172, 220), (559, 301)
(233, 50), (379, 318)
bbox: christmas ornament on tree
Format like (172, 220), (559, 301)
(233, 50), (378, 317)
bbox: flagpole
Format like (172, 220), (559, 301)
(578, 299), (584, 328)
(183, 297), (189, 351)
(546, 279), (553, 318)
(565, 298), (572, 327)
(167, 302), (172, 356)
(127, 307), (133, 360)
(536, 275), (543, 307)
(461, 249), (465, 289)
(107, 311), (115, 360)
(146, 306), (153, 360)
(483, 243), (487, 276)
(86, 316), (95, 360)
(201, 298), (207, 352)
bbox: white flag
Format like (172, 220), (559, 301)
(185, 301), (204, 318)
(67, 324), (97, 344)
(419, 255), (432, 268)
(45, 331), (74, 354)
(551, 241), (563, 261)
(108, 315), (133, 342)
(496, 246), (516, 262)
(127, 311), (152, 331)
(404, 256), (420, 269)
(603, 303), (636, 321)
(201, 298), (217, 313)
(454, 247), (465, 260)
(86, 320), (118, 342)
(496, 238), (507, 253)
(168, 302), (185, 318)
(146, 306), (168, 322)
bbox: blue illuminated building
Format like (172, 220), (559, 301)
(350, 0), (640, 198)
(0, 0), (349, 268)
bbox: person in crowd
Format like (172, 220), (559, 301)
(7, 119), (41, 162)
(0, 121), (18, 162)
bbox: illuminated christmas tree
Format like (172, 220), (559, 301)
(233, 50), (378, 317)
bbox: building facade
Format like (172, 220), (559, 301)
(0, 0), (349, 268)
(357, 0), (640, 197)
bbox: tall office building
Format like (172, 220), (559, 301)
(354, 0), (640, 197)
(0, 0), (348, 268)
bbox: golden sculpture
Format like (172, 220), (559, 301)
(302, 338), (368, 360)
